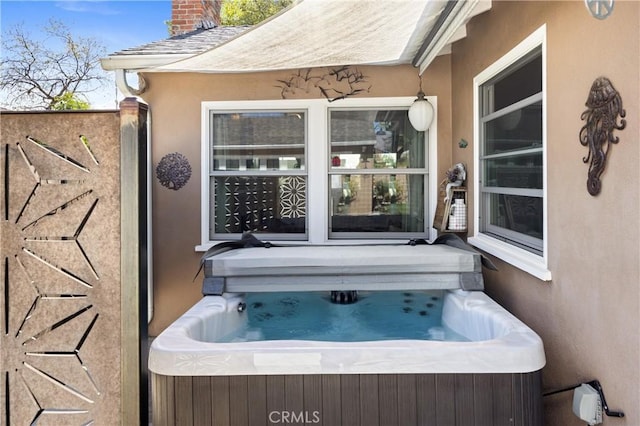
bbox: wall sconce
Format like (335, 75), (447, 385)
(408, 75), (434, 131)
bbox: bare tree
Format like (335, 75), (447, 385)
(1, 19), (108, 110)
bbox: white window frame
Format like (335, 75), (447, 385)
(468, 25), (551, 281)
(198, 97), (438, 250)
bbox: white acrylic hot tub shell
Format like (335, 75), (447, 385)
(149, 290), (546, 376)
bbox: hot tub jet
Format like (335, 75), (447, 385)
(330, 290), (358, 304)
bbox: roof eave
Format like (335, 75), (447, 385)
(100, 53), (194, 71)
(414, 0), (492, 73)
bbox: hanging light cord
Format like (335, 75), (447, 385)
(416, 74), (426, 99)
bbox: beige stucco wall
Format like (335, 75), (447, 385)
(142, 60), (453, 336)
(450, 1), (639, 425)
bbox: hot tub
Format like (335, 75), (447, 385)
(149, 243), (545, 425)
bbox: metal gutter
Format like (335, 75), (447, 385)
(412, 0), (492, 74)
(412, 0), (459, 67)
(115, 69), (148, 97)
(100, 54), (193, 71)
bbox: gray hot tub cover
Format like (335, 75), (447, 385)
(199, 233), (493, 294)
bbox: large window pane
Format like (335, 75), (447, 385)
(212, 176), (306, 236)
(483, 153), (543, 189)
(485, 193), (543, 246)
(212, 112), (305, 171)
(483, 101), (542, 155)
(330, 174), (424, 233)
(491, 53), (542, 111)
(329, 110), (424, 169)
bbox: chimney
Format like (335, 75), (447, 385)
(171, 0), (221, 36)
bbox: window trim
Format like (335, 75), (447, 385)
(469, 24), (551, 281)
(198, 97), (438, 250)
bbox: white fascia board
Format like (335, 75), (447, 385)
(447, 23), (468, 45)
(100, 54), (193, 71)
(417, 0), (492, 74)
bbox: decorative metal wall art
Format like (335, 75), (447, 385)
(156, 152), (192, 190)
(276, 66), (371, 102)
(584, 0), (615, 20)
(579, 76), (626, 196)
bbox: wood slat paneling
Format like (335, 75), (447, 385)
(416, 373), (437, 424)
(378, 374), (398, 425)
(285, 375), (304, 412)
(397, 374), (418, 426)
(321, 375), (341, 426)
(247, 375), (267, 426)
(151, 374), (166, 426)
(193, 376), (212, 425)
(436, 374), (456, 425)
(359, 374), (379, 426)
(151, 371), (543, 426)
(266, 375), (285, 422)
(493, 373), (514, 425)
(166, 375), (176, 426)
(455, 374), (475, 426)
(303, 374), (323, 423)
(174, 376), (193, 425)
(340, 374), (360, 426)
(211, 376), (230, 426)
(473, 374), (495, 426)
(229, 376), (249, 426)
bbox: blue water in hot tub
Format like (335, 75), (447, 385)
(217, 290), (469, 343)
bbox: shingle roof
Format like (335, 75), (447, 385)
(108, 25), (252, 57)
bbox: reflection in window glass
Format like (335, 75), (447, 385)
(210, 111), (307, 239)
(483, 153), (542, 189)
(330, 174), (424, 233)
(211, 112), (305, 171)
(483, 101), (542, 156)
(212, 176), (306, 235)
(329, 110), (425, 170)
(485, 193), (543, 242)
(328, 108), (427, 237)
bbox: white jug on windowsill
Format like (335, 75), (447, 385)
(448, 198), (466, 230)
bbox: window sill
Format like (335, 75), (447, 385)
(468, 234), (552, 282)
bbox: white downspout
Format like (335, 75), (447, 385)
(145, 106), (153, 325)
(115, 69), (147, 97)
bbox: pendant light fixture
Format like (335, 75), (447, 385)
(408, 74), (434, 132)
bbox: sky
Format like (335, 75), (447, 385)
(1, 0), (172, 109)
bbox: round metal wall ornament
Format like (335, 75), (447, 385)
(156, 152), (192, 190)
(584, 0), (614, 19)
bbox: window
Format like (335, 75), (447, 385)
(209, 110), (307, 240)
(201, 98), (436, 247)
(329, 109), (427, 238)
(469, 25), (550, 281)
